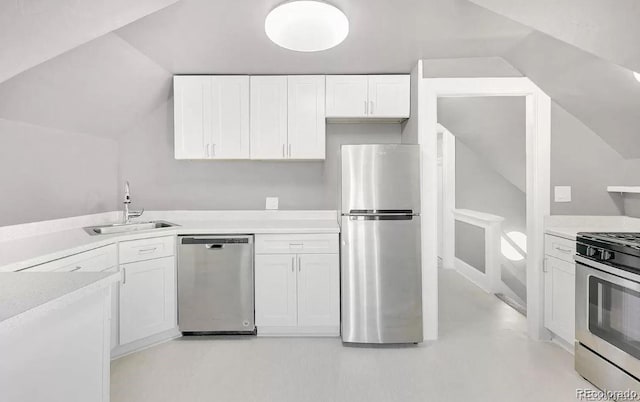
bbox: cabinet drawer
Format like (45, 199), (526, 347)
(255, 234), (338, 254)
(544, 234), (576, 263)
(27, 244), (117, 272)
(119, 236), (175, 264)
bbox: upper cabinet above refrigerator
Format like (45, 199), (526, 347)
(326, 75), (410, 122)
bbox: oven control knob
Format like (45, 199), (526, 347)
(601, 250), (614, 261)
(586, 247), (597, 257)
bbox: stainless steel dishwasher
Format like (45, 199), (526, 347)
(177, 235), (255, 335)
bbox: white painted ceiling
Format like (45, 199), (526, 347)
(115, 0), (532, 74)
(504, 32), (640, 159)
(0, 0), (177, 83)
(0, 34), (171, 137)
(468, 0), (640, 72)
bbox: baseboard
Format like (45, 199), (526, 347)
(111, 327), (181, 359)
(257, 326), (340, 337)
(549, 332), (575, 355)
(454, 258), (492, 293)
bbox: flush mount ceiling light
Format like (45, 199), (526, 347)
(265, 1), (349, 52)
(634, 71), (640, 82)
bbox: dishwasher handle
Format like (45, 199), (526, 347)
(180, 236), (252, 245)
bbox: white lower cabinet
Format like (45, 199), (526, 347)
(255, 234), (339, 336)
(297, 254), (340, 327)
(255, 254), (297, 327)
(543, 234), (576, 345)
(119, 256), (177, 345)
(544, 255), (575, 344)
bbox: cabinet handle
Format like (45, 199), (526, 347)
(206, 144), (211, 157)
(543, 258), (548, 273)
(288, 144), (291, 158)
(364, 100), (368, 115)
(291, 256), (295, 272)
(212, 144), (216, 157)
(138, 247), (158, 254)
(122, 267), (126, 284)
(71, 266), (82, 272)
(370, 101), (374, 115)
(282, 144), (285, 158)
(298, 256), (301, 272)
(555, 246), (572, 253)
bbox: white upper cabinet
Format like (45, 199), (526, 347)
(251, 75), (327, 160)
(174, 75), (249, 159)
(250, 76), (288, 159)
(211, 76), (250, 158)
(326, 74), (410, 121)
(325, 75), (369, 118)
(288, 75), (326, 159)
(174, 76), (209, 159)
(367, 75), (410, 118)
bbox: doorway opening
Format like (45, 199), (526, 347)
(436, 97), (527, 317)
(416, 73), (551, 341)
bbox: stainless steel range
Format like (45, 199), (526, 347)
(575, 232), (640, 392)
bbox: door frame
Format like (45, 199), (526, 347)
(437, 124), (456, 271)
(418, 75), (551, 341)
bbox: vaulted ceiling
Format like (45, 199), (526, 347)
(0, 0), (638, 161)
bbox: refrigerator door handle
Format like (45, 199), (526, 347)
(349, 214), (414, 221)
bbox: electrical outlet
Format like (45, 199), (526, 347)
(265, 197), (279, 210)
(554, 186), (572, 203)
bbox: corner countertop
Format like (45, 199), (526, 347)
(0, 210), (340, 272)
(544, 215), (640, 241)
(0, 271), (120, 331)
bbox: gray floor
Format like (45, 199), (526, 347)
(111, 269), (593, 402)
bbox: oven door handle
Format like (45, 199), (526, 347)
(575, 255), (640, 289)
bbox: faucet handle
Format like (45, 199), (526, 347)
(124, 181), (132, 203)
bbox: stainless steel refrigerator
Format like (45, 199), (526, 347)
(340, 144), (423, 344)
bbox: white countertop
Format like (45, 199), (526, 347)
(0, 271), (119, 330)
(544, 215), (640, 240)
(0, 210), (340, 272)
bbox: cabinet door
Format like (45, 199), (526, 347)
(250, 76), (288, 159)
(325, 75), (368, 118)
(287, 75), (326, 159)
(367, 75), (410, 118)
(119, 256), (176, 345)
(544, 256), (575, 343)
(297, 254), (339, 327)
(173, 76), (211, 159)
(211, 76), (250, 159)
(255, 254), (297, 327)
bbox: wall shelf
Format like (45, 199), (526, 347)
(607, 186), (640, 194)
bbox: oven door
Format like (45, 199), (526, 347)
(576, 256), (640, 379)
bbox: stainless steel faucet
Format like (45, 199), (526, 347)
(123, 181), (144, 224)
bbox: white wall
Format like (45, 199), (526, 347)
(117, 100), (402, 210)
(0, 119), (119, 226)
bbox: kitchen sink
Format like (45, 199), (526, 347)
(84, 221), (178, 236)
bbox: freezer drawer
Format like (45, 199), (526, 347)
(340, 144), (420, 213)
(178, 235), (255, 334)
(341, 215), (423, 343)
